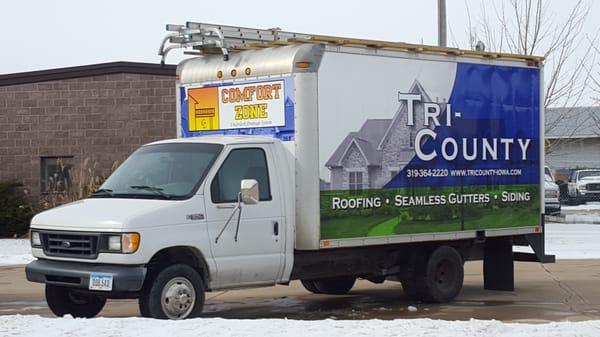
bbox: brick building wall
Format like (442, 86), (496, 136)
(0, 62), (177, 197)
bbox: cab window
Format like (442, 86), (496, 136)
(211, 148), (271, 203)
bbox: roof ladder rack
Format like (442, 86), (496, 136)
(158, 24), (229, 65)
(158, 22), (313, 65)
(158, 22), (545, 65)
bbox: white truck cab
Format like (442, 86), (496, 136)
(26, 22), (554, 320)
(28, 136), (295, 318)
(566, 169), (600, 205)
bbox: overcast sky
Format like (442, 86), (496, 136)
(1, 0), (598, 74)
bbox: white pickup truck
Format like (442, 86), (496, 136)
(26, 23), (553, 320)
(565, 169), (600, 205)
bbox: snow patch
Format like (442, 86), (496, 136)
(562, 202), (600, 211)
(515, 223), (600, 259)
(543, 223), (600, 259)
(0, 239), (34, 266)
(564, 214), (600, 223)
(1, 315), (600, 337)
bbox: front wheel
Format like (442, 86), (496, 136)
(311, 276), (356, 295)
(301, 280), (322, 294)
(566, 196), (579, 205)
(567, 192), (583, 205)
(45, 285), (106, 318)
(139, 264), (205, 320)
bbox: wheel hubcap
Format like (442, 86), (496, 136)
(67, 290), (90, 305)
(160, 277), (196, 319)
(435, 260), (455, 292)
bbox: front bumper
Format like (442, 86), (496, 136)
(545, 202), (561, 215)
(579, 191), (600, 202)
(26, 259), (146, 292)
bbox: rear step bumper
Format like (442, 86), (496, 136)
(513, 231), (556, 263)
(514, 251), (555, 263)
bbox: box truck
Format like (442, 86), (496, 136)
(26, 23), (554, 320)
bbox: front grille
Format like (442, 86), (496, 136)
(41, 232), (99, 259)
(587, 183), (600, 191)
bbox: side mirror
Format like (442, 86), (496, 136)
(240, 179), (259, 205)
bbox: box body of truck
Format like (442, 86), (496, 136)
(25, 23), (553, 320)
(176, 42), (543, 252)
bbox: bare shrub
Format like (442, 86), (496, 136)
(41, 158), (119, 209)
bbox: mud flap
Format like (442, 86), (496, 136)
(484, 237), (514, 291)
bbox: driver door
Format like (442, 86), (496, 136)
(204, 146), (285, 288)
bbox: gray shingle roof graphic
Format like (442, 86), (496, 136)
(325, 80), (430, 168)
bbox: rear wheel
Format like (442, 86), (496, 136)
(312, 276), (356, 295)
(416, 246), (464, 303)
(400, 279), (419, 300)
(301, 280), (322, 294)
(401, 249), (429, 300)
(45, 285), (106, 318)
(139, 264), (205, 319)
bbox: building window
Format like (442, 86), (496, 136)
(349, 171), (363, 194)
(390, 170), (399, 179)
(409, 131), (414, 148)
(41, 156), (74, 193)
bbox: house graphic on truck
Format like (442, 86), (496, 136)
(325, 80), (443, 191)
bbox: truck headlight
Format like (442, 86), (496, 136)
(105, 233), (140, 253)
(30, 231), (41, 247)
(108, 235), (121, 251)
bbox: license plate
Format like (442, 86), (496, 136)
(89, 273), (113, 291)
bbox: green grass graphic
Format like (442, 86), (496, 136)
(320, 184), (540, 240)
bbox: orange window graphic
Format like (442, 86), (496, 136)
(187, 87), (219, 131)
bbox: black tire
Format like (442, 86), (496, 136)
(139, 264), (205, 320)
(401, 248), (429, 300)
(400, 279), (419, 300)
(45, 285), (106, 318)
(416, 246), (464, 303)
(301, 280), (322, 294)
(312, 276), (356, 295)
(567, 195), (582, 205)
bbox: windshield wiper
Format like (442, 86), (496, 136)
(129, 185), (171, 199)
(91, 188), (114, 197)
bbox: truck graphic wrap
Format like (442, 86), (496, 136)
(319, 58), (541, 241)
(179, 77), (295, 141)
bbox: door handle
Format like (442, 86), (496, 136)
(216, 204), (236, 209)
(273, 221), (279, 236)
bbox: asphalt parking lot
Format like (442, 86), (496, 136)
(2, 259), (600, 322)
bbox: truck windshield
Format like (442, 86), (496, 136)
(93, 143), (223, 199)
(580, 170), (600, 180)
